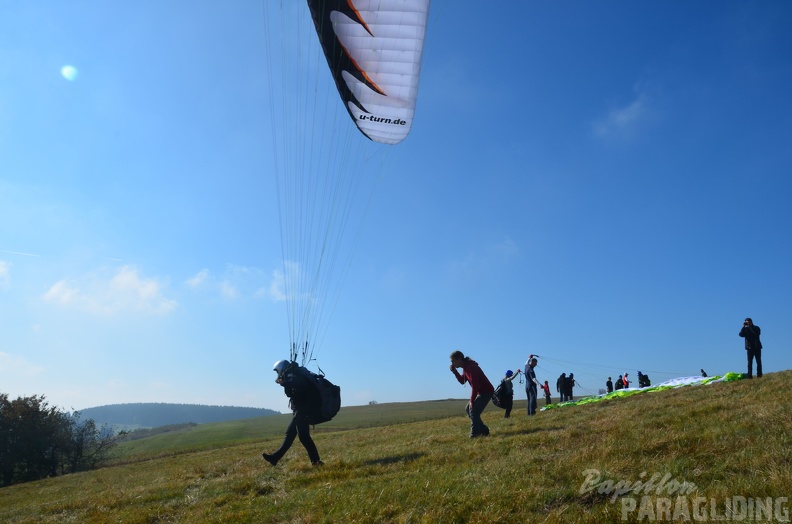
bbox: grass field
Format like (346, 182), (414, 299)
(1, 371), (790, 523)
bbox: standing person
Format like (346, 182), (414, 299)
(498, 370), (520, 418)
(739, 317), (763, 378)
(262, 360), (323, 467)
(556, 373), (567, 402)
(615, 375), (624, 390)
(700, 369), (708, 377)
(622, 372), (630, 389)
(606, 377), (613, 393)
(449, 350), (495, 438)
(565, 373), (576, 402)
(524, 357), (541, 416)
(541, 380), (552, 405)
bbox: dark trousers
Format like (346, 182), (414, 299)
(747, 348), (763, 378)
(526, 386), (538, 416)
(466, 393), (492, 437)
(503, 395), (514, 418)
(272, 410), (320, 463)
(545, 394), (552, 405)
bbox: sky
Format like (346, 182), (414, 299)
(1, 1), (791, 414)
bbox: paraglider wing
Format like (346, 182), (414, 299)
(307, 0), (431, 145)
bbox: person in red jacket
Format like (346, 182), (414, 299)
(541, 380), (552, 405)
(450, 350), (495, 438)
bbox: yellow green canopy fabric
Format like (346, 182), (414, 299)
(541, 372), (746, 411)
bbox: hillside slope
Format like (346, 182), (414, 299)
(78, 402), (280, 429)
(1, 371), (790, 523)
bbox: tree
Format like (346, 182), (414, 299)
(61, 413), (117, 474)
(0, 393), (117, 486)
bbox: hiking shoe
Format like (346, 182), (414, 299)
(312, 460), (324, 467)
(262, 453), (278, 466)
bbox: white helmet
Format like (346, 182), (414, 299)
(273, 360), (291, 379)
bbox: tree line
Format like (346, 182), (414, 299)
(0, 393), (117, 487)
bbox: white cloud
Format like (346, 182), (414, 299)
(183, 262), (319, 303)
(42, 265), (177, 316)
(593, 90), (650, 138)
(0, 351), (45, 377)
(219, 280), (238, 299)
(265, 268), (287, 301)
(185, 268), (210, 288)
(186, 265), (272, 301)
(0, 260), (9, 288)
(258, 261), (309, 303)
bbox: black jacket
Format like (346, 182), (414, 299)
(739, 325), (763, 351)
(280, 363), (321, 412)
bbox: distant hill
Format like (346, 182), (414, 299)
(78, 403), (280, 430)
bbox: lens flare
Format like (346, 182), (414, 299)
(61, 65), (78, 81)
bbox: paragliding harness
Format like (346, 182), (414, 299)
(491, 383), (508, 409)
(295, 366), (341, 425)
(491, 371), (521, 409)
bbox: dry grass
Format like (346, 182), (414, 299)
(1, 372), (789, 523)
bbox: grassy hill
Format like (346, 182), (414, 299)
(78, 403), (280, 431)
(1, 372), (790, 523)
(110, 399), (469, 463)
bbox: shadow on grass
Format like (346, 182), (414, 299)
(362, 452), (425, 466)
(495, 425), (566, 437)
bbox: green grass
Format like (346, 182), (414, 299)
(1, 372), (790, 523)
(110, 399), (467, 463)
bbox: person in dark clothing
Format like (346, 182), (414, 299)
(565, 373), (576, 401)
(262, 360), (323, 467)
(638, 371), (651, 388)
(557, 373), (567, 402)
(739, 317), (763, 378)
(524, 357), (541, 415)
(700, 369), (708, 377)
(615, 375), (624, 390)
(606, 377), (613, 393)
(499, 370), (519, 418)
(450, 350), (495, 437)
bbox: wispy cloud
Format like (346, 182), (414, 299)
(184, 262), (330, 304)
(0, 351), (45, 377)
(262, 268), (287, 301)
(492, 237), (519, 257)
(593, 89), (651, 139)
(0, 249), (40, 257)
(219, 280), (238, 299)
(185, 268), (210, 288)
(186, 265), (272, 301)
(0, 261), (9, 288)
(261, 261), (306, 302)
(446, 236), (520, 282)
(42, 265), (177, 316)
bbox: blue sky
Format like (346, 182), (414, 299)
(2, 1), (790, 414)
